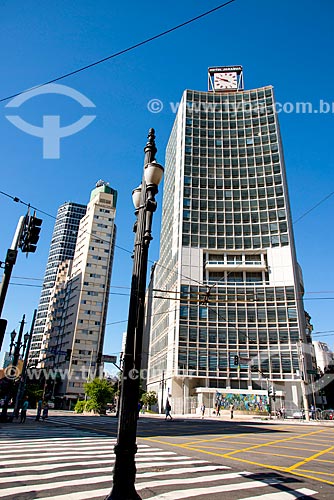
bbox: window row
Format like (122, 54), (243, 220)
(180, 285), (296, 302)
(185, 134), (277, 147)
(182, 234), (289, 249)
(178, 352), (294, 374)
(183, 201), (285, 218)
(187, 88), (273, 102)
(185, 122), (276, 137)
(184, 221), (287, 236)
(184, 116), (276, 130)
(186, 210), (286, 224)
(184, 153), (281, 168)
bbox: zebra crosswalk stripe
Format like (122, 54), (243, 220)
(0, 465), (229, 485)
(240, 489), (318, 500)
(0, 427), (318, 500)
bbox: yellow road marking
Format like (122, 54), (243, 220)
(286, 445), (334, 472)
(182, 433), (246, 446)
(185, 445), (235, 451)
(246, 450), (304, 459)
(296, 468), (334, 477)
(286, 469), (334, 486)
(268, 444), (319, 452)
(223, 429), (326, 458)
(142, 436), (334, 486)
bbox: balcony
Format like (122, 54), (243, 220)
(205, 259), (267, 272)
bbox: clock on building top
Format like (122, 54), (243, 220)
(208, 65), (244, 92)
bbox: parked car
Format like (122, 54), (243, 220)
(292, 408), (322, 419)
(47, 401), (55, 409)
(322, 409), (334, 420)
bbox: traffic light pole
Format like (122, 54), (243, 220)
(14, 309), (37, 417)
(0, 216), (25, 318)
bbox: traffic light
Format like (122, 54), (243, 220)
(0, 318), (7, 350)
(233, 355), (239, 366)
(65, 349), (72, 361)
(21, 214), (43, 253)
(5, 249), (17, 265)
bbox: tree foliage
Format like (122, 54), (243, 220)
(141, 391), (158, 409)
(83, 377), (114, 413)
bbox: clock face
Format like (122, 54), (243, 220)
(214, 72), (238, 90)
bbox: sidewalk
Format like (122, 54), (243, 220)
(139, 411), (334, 426)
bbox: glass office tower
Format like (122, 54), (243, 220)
(147, 68), (310, 414)
(29, 202), (86, 366)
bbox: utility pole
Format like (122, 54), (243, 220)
(160, 370), (165, 414)
(297, 340), (310, 422)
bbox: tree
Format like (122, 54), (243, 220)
(141, 391), (158, 410)
(83, 378), (114, 413)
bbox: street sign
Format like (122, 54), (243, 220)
(102, 355), (117, 364)
(307, 369), (318, 375)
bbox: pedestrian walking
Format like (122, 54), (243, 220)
(230, 403), (234, 419)
(137, 402), (141, 419)
(35, 399), (43, 421)
(200, 404), (205, 418)
(41, 401), (49, 420)
(20, 396), (29, 424)
(281, 406), (286, 420)
(165, 400), (173, 420)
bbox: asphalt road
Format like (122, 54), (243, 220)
(0, 411), (333, 499)
(42, 412), (334, 496)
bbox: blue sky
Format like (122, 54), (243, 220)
(0, 0), (333, 370)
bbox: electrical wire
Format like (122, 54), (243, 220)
(293, 190), (334, 224)
(0, 1), (236, 103)
(1, 182), (334, 341)
(1, 182), (334, 297)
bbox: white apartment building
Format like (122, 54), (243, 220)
(43, 181), (117, 407)
(29, 202), (86, 366)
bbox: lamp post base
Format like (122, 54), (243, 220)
(105, 489), (141, 500)
(105, 444), (142, 500)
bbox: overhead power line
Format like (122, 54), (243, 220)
(293, 190), (334, 224)
(2, 185), (334, 295)
(0, 1), (236, 103)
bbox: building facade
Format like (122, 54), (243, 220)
(146, 67), (311, 414)
(29, 202), (87, 366)
(312, 341), (334, 375)
(43, 182), (117, 406)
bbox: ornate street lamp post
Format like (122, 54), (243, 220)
(105, 129), (163, 500)
(0, 314), (25, 421)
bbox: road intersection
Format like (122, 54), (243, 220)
(0, 411), (333, 499)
